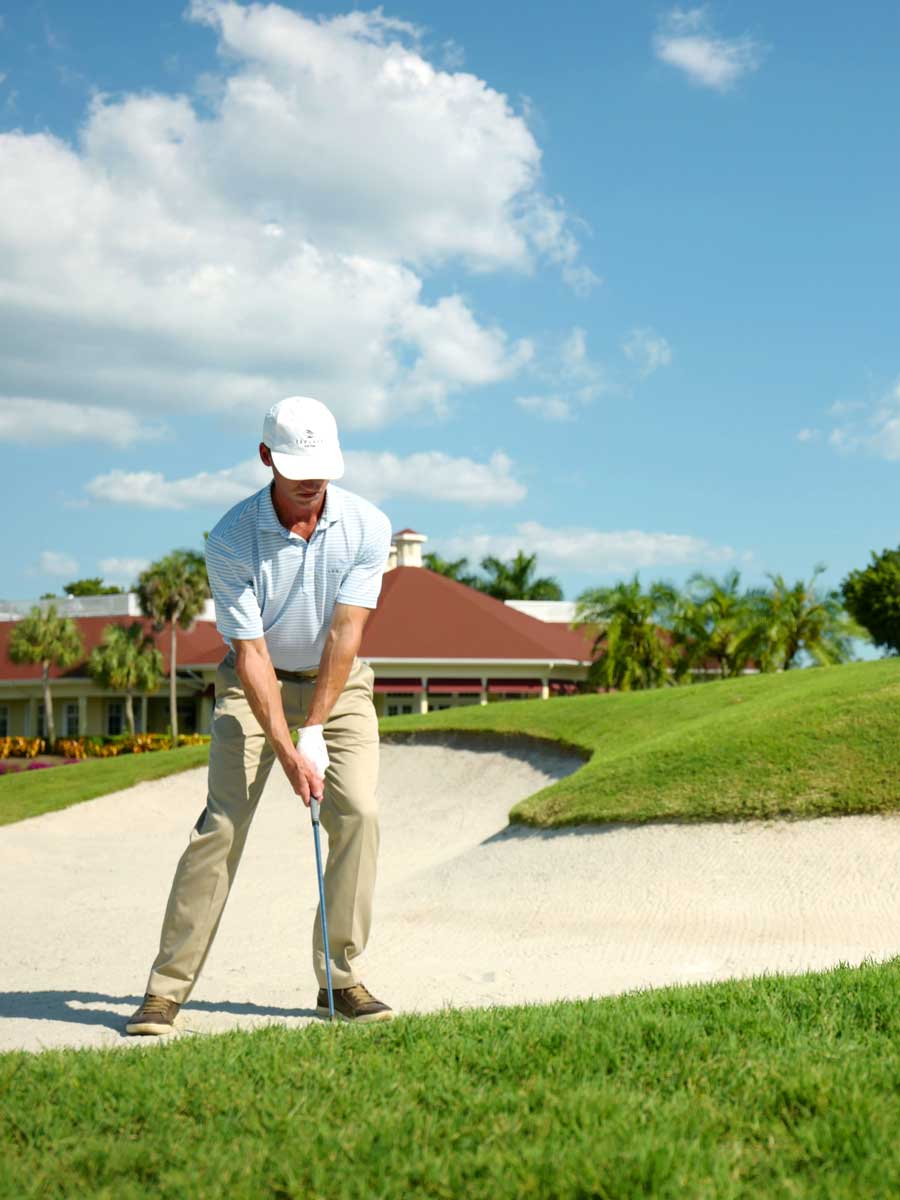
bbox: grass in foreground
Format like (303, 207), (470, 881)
(0, 744), (210, 827)
(2, 957), (899, 1199)
(381, 658), (900, 827)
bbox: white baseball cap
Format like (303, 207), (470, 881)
(262, 396), (345, 481)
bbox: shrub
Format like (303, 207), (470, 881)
(0, 737), (45, 760)
(54, 732), (210, 757)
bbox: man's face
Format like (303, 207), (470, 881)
(260, 442), (327, 506)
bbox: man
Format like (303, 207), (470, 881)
(127, 395), (394, 1033)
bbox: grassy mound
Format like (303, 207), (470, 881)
(3, 660), (898, 829)
(2, 956), (898, 1198)
(381, 659), (900, 826)
(0, 744), (210, 828)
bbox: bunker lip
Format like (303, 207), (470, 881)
(379, 727), (591, 763)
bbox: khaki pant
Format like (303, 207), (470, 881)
(146, 654), (380, 1004)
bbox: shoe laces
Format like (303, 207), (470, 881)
(142, 994), (175, 1017)
(345, 983), (375, 1004)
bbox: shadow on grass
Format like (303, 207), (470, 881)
(0, 990), (319, 1037)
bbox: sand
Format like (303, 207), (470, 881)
(2, 734), (899, 1053)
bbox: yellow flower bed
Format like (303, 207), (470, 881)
(75, 733), (210, 756)
(0, 737), (44, 760)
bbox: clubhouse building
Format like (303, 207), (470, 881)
(0, 530), (595, 738)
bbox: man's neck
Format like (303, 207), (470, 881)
(270, 481), (327, 534)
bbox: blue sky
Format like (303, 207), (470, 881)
(1, 1), (898, 630)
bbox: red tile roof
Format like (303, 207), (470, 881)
(0, 571), (595, 680)
(362, 568), (593, 662)
(0, 616), (228, 681)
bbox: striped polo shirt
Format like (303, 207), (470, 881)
(205, 480), (392, 671)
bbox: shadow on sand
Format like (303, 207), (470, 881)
(0, 990), (319, 1037)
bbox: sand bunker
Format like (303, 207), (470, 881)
(2, 734), (899, 1053)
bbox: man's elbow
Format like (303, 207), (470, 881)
(233, 636), (270, 678)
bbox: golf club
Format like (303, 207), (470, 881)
(309, 794), (335, 1021)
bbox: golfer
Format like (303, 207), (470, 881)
(127, 396), (394, 1033)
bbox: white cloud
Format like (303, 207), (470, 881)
(343, 449), (526, 505)
(515, 394), (572, 421)
(0, 397), (170, 448)
(622, 327), (672, 377)
(84, 460), (268, 511)
(79, 448), (526, 509)
(828, 379), (900, 460)
(653, 7), (766, 91)
(440, 39), (465, 70)
(0, 1), (592, 438)
(796, 428), (820, 443)
(514, 325), (609, 420)
(435, 522), (739, 573)
(25, 550), (80, 577)
(97, 556), (152, 586)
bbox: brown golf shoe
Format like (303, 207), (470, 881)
(316, 982), (393, 1023)
(125, 993), (181, 1036)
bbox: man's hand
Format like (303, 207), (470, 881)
(298, 725), (329, 776)
(285, 726), (330, 808)
(283, 737), (326, 808)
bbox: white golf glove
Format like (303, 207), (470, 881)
(298, 724), (330, 777)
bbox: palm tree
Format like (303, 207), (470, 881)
(423, 552), (480, 587)
(87, 622), (166, 736)
(670, 569), (762, 679)
(475, 550), (563, 601)
(135, 550), (210, 743)
(574, 575), (677, 690)
(754, 565), (863, 670)
(7, 604), (84, 747)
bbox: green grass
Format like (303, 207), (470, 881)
(380, 658), (900, 827)
(2, 956), (899, 1198)
(0, 744), (210, 827)
(3, 659), (898, 829)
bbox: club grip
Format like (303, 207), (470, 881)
(310, 795), (321, 822)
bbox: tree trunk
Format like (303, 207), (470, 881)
(125, 691), (135, 736)
(169, 619), (179, 745)
(42, 661), (56, 748)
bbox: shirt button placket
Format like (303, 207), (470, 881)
(302, 535), (314, 594)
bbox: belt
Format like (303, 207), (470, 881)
(275, 666), (319, 680)
(221, 650), (318, 679)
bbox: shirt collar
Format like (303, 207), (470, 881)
(259, 481), (343, 538)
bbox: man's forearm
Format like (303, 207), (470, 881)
(305, 628), (361, 727)
(236, 652), (297, 768)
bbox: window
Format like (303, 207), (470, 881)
(386, 703), (414, 717)
(36, 702), (45, 738)
(106, 700), (124, 736)
(176, 702), (197, 734)
(0, 705), (8, 737)
(64, 702), (79, 737)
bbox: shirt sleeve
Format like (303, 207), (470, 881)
(335, 511), (393, 609)
(205, 534), (265, 640)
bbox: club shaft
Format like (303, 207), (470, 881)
(310, 801), (335, 1020)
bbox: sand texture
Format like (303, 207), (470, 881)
(2, 735), (899, 1053)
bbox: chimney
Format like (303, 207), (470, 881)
(393, 528), (427, 568)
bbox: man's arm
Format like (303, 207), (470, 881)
(304, 602), (371, 728)
(233, 636), (323, 806)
